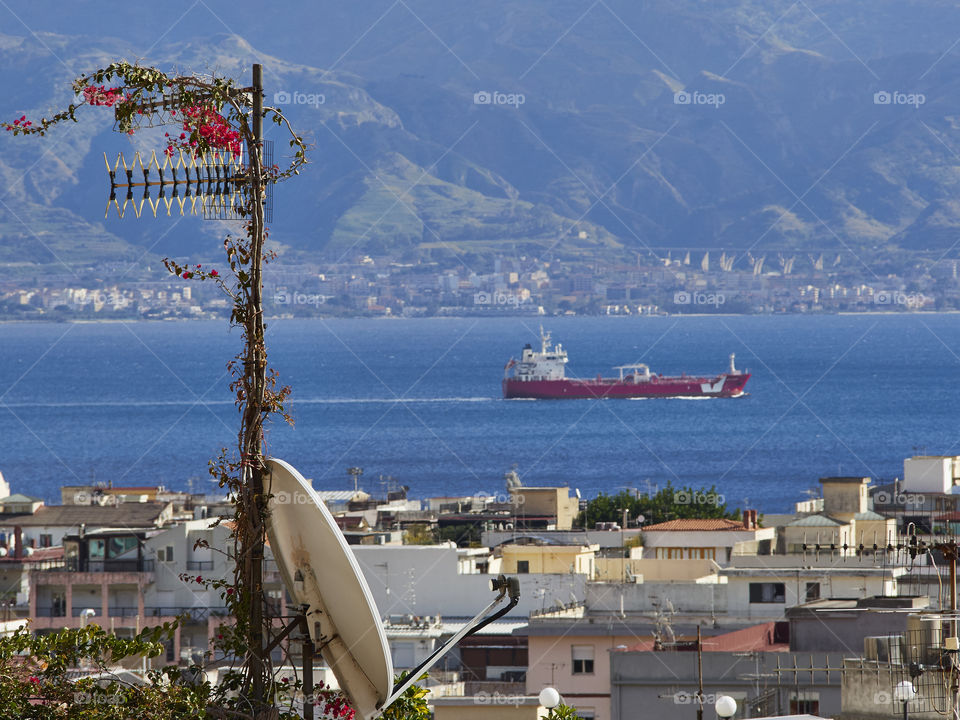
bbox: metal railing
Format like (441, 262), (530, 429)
(186, 560), (215, 571)
(84, 559), (155, 573)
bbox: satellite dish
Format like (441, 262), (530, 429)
(265, 458), (392, 719)
(267, 458), (521, 719)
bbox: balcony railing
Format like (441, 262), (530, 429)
(108, 606), (141, 617)
(35, 607), (67, 617)
(186, 560), (215, 571)
(84, 559), (155, 573)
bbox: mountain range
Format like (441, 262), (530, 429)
(3, 0), (960, 275)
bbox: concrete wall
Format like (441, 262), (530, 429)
(790, 609), (913, 654)
(352, 545), (587, 617)
(510, 487), (579, 530)
(903, 456), (955, 494)
(433, 698), (544, 720)
(821, 478), (869, 521)
(587, 581), (727, 616)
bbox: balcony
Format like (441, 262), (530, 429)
(186, 560), (215, 571)
(84, 559), (155, 573)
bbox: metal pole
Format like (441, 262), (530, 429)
(697, 625), (704, 720)
(303, 632), (315, 720)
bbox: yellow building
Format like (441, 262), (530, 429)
(498, 541), (598, 576)
(509, 486), (580, 530)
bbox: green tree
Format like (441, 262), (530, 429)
(578, 482), (740, 529)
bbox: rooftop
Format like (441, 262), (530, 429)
(618, 621), (789, 653)
(642, 518), (749, 532)
(787, 514), (844, 527)
(0, 502), (170, 528)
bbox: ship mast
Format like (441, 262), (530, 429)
(540, 324), (551, 353)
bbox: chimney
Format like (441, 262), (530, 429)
(13, 526), (22, 560)
(743, 510), (751, 530)
(751, 510), (758, 528)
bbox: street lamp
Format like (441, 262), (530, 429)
(894, 680), (916, 720)
(539, 687), (561, 715)
(715, 695), (738, 719)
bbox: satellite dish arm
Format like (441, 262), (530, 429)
(376, 575), (520, 717)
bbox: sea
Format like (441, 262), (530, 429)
(0, 314), (958, 513)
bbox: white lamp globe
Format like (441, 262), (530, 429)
(539, 687), (561, 709)
(894, 681), (917, 703)
(715, 695), (738, 719)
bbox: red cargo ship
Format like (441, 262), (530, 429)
(502, 328), (750, 399)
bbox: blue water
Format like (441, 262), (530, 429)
(0, 315), (958, 512)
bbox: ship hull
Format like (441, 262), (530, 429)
(502, 373), (750, 399)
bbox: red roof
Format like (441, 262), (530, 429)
(618, 622), (788, 653)
(642, 518), (748, 532)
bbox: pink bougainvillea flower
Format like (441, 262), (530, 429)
(210, 269), (219, 277)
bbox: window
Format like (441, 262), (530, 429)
(159, 546), (174, 563)
(88, 539), (105, 559)
(571, 645), (594, 674)
(749, 582), (786, 603)
(517, 560), (530, 574)
(805, 582), (821, 601)
(790, 693), (820, 714)
(107, 536), (138, 558)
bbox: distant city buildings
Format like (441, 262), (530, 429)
(2, 252), (958, 319)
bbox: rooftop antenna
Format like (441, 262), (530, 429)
(348, 466), (364, 493)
